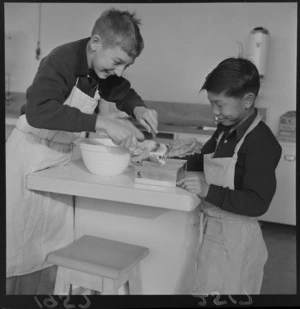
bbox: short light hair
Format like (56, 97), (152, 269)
(92, 8), (144, 58)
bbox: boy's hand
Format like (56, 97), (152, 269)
(177, 172), (209, 198)
(133, 106), (158, 134)
(96, 116), (145, 148)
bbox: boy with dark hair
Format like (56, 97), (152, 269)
(178, 57), (282, 294)
(6, 8), (157, 294)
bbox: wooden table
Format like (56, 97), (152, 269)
(26, 159), (201, 294)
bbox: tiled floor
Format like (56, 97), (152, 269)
(260, 221), (297, 294)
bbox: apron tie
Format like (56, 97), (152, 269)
(194, 210), (209, 277)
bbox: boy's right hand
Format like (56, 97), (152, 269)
(95, 116), (145, 148)
(177, 172), (209, 198)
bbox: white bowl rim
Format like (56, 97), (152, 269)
(79, 138), (130, 154)
(79, 138), (117, 146)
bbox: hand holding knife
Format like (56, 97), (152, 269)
(133, 106), (159, 140)
(150, 129), (157, 140)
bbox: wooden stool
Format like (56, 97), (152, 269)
(46, 235), (149, 295)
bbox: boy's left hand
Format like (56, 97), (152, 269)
(134, 106), (158, 134)
(177, 172), (209, 198)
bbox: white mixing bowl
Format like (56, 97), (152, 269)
(79, 138), (131, 177)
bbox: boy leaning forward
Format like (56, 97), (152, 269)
(6, 8), (157, 294)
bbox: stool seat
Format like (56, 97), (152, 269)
(47, 235), (149, 279)
(46, 235), (149, 295)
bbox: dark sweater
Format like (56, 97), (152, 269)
(183, 109), (282, 217)
(21, 38), (146, 132)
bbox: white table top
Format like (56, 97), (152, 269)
(26, 159), (201, 212)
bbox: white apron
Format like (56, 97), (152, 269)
(6, 78), (99, 277)
(193, 113), (268, 295)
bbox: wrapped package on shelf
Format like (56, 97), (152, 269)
(279, 111), (296, 125)
(277, 136), (296, 143)
(277, 111), (296, 142)
(279, 123), (296, 131)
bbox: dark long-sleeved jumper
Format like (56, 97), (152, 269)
(21, 37), (146, 132)
(182, 109), (282, 217)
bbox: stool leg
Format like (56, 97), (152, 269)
(54, 267), (71, 295)
(123, 281), (130, 295)
(117, 284), (129, 295)
(128, 264), (143, 295)
(71, 285), (94, 295)
(102, 278), (118, 295)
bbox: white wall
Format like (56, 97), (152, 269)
(5, 2), (297, 134)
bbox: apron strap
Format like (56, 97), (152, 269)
(72, 196), (76, 241)
(215, 112), (262, 159)
(216, 110), (261, 150)
(194, 211), (208, 276)
(233, 112), (262, 155)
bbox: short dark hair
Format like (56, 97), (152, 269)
(92, 8), (144, 58)
(201, 57), (260, 98)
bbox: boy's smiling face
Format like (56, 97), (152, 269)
(207, 91), (254, 126)
(88, 35), (134, 79)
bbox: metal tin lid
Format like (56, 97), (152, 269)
(250, 27), (270, 35)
